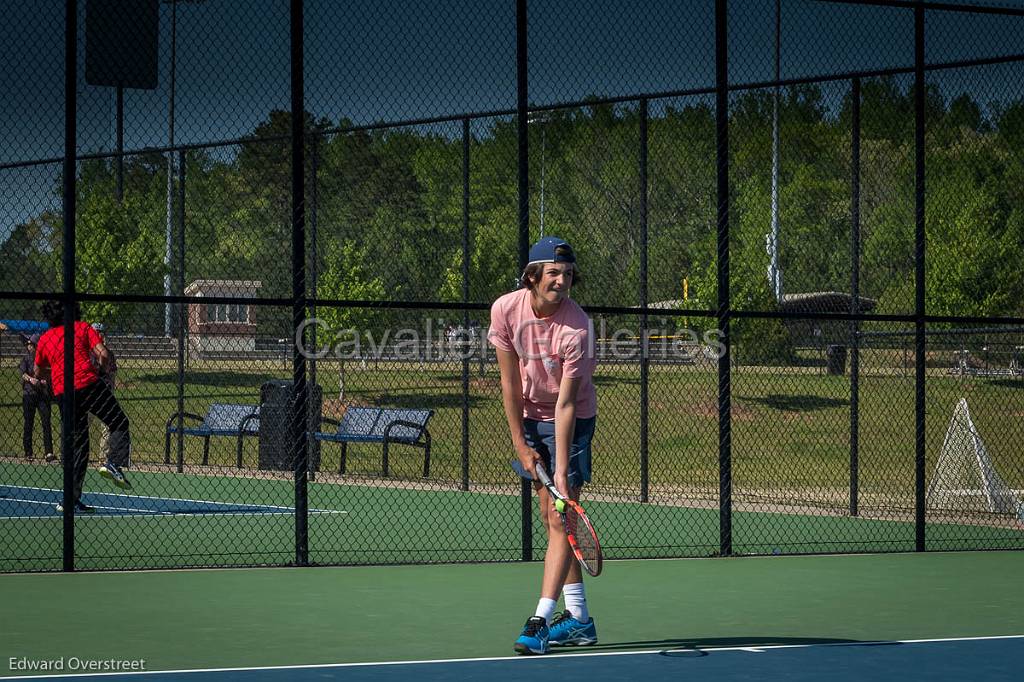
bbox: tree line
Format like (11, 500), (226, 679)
(2, 76), (1023, 359)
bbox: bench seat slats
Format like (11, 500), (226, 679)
(164, 403), (260, 467)
(314, 406), (433, 477)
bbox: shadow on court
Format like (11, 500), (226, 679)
(581, 635), (876, 654)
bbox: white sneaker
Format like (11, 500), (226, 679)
(99, 462), (131, 489)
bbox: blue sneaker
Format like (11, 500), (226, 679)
(99, 461), (131, 489)
(514, 616), (550, 655)
(549, 611), (598, 646)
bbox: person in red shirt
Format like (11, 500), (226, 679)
(34, 301), (132, 514)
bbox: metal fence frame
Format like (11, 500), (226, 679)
(3, 0), (1024, 571)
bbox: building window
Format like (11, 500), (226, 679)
(206, 303), (248, 323)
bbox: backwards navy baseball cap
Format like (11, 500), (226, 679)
(527, 236), (575, 266)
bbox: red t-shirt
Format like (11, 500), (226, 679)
(34, 321), (103, 396)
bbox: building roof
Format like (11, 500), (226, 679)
(184, 280), (263, 296)
(779, 291), (877, 313)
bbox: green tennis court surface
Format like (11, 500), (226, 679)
(3, 458), (1024, 571)
(1, 551), (1022, 679)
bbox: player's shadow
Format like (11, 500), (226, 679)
(578, 635), (885, 655)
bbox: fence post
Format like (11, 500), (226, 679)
(516, 0), (532, 562)
(639, 98), (650, 503)
(462, 117), (471, 492)
(176, 149), (187, 473)
(849, 77), (861, 517)
(310, 127), (319, 397)
(61, 0), (79, 573)
(913, 0), (929, 550)
(716, 0), (733, 557)
(290, 0), (309, 567)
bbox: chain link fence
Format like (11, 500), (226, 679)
(2, 0), (1024, 572)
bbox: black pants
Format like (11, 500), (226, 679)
(58, 380), (131, 504)
(22, 392), (54, 457)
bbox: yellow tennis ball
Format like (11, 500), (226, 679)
(554, 499), (566, 513)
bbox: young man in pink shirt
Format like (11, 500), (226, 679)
(489, 236), (598, 655)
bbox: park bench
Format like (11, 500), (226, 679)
(314, 406), (434, 477)
(164, 403), (261, 468)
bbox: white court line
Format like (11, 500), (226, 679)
(0, 487), (346, 518)
(2, 485), (316, 512)
(1, 633), (1021, 680)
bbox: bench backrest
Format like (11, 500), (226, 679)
(205, 403), (260, 432)
(337, 406), (432, 441)
(377, 408), (432, 441)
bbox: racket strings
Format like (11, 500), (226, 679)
(565, 506), (601, 573)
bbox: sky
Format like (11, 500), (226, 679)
(2, 0), (1024, 241)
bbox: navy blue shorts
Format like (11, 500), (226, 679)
(510, 416), (596, 488)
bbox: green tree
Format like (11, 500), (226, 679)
(314, 239), (386, 400)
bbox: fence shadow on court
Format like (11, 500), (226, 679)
(139, 371), (269, 388)
(735, 394), (849, 412)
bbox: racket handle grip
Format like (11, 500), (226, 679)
(534, 465), (563, 500)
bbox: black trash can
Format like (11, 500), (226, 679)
(826, 344), (848, 376)
(258, 380), (322, 473)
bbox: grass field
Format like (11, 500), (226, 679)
(2, 353), (1023, 571)
(4, 353), (1023, 496)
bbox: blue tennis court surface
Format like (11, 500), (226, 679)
(1, 635), (1020, 681)
(0, 485), (343, 518)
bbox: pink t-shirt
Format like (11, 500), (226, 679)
(488, 288), (597, 421)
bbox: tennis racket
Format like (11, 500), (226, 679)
(534, 464), (603, 577)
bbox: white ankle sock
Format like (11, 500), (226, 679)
(562, 582), (589, 622)
(534, 597), (558, 624)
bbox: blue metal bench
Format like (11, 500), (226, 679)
(165, 403), (261, 468)
(314, 406), (433, 477)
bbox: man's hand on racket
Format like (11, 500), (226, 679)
(515, 442), (542, 479)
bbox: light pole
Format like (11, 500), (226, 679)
(767, 0), (783, 302)
(527, 112), (550, 237)
(164, 0), (207, 336)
